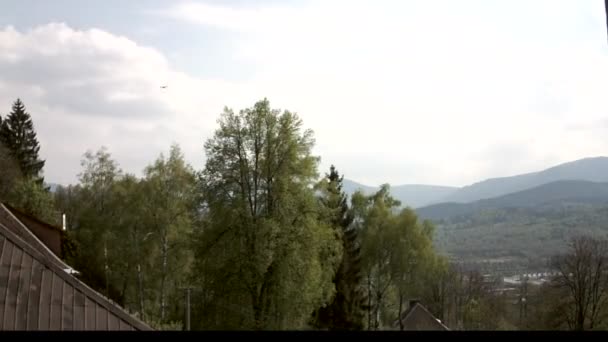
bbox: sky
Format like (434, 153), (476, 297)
(0, 0), (607, 187)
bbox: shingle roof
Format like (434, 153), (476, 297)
(0, 203), (153, 330)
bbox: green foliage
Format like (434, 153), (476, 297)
(60, 148), (126, 304)
(193, 98), (340, 330)
(433, 204), (608, 271)
(11, 93), (577, 332)
(60, 230), (80, 265)
(140, 144), (197, 322)
(0, 101), (53, 220)
(311, 165), (366, 330)
(7, 177), (58, 225)
(0, 99), (45, 182)
(53, 145), (197, 327)
(352, 185), (444, 330)
(0, 141), (22, 201)
(147, 319), (184, 331)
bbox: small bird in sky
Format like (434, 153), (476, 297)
(160, 85), (168, 89)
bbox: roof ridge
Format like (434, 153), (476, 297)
(413, 303), (450, 330)
(396, 302), (450, 331)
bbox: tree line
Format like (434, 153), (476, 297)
(1, 98), (607, 330)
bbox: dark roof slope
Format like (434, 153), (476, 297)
(0, 203), (153, 330)
(395, 302), (449, 331)
(4, 203), (63, 258)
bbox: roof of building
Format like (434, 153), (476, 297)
(3, 203), (63, 258)
(0, 203), (153, 330)
(4, 203), (63, 233)
(394, 301), (450, 331)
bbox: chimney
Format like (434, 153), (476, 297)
(62, 214), (66, 231)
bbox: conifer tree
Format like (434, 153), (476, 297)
(312, 165), (367, 330)
(0, 98), (45, 182)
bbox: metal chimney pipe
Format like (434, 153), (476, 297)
(62, 214), (66, 231)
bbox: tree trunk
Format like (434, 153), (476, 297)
(104, 239), (109, 298)
(134, 227), (145, 319)
(398, 292), (404, 331)
(253, 289), (267, 330)
(575, 306), (585, 331)
(367, 275), (372, 330)
(252, 262), (275, 330)
(137, 263), (144, 319)
(160, 232), (168, 321)
(375, 290), (382, 330)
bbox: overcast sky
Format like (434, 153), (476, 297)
(1, 0), (607, 187)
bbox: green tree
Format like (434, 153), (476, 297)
(311, 165), (366, 330)
(55, 145), (198, 327)
(7, 178), (58, 224)
(418, 256), (450, 323)
(140, 144), (197, 323)
(0, 99), (45, 182)
(354, 185), (401, 330)
(53, 184), (85, 267)
(0, 141), (22, 201)
(67, 147), (124, 303)
(392, 210), (439, 330)
(107, 175), (149, 318)
(353, 185), (443, 330)
(194, 98), (341, 330)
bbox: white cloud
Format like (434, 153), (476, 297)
(159, 1), (608, 186)
(0, 23), (249, 185)
(163, 2), (300, 32)
(3, 0), (608, 187)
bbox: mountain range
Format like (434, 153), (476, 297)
(343, 156), (608, 208)
(341, 179), (457, 208)
(416, 180), (608, 221)
(380, 156), (608, 271)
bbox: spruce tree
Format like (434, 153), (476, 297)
(0, 99), (45, 182)
(312, 165), (367, 330)
(0, 139), (23, 201)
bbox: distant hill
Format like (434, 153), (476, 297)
(417, 180), (608, 221)
(439, 157), (608, 203)
(46, 183), (63, 193)
(390, 184), (458, 208)
(341, 179), (457, 208)
(426, 181), (608, 272)
(345, 157), (608, 208)
(342, 179), (377, 196)
(432, 202), (608, 271)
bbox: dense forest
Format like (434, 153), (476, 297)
(2, 98), (608, 331)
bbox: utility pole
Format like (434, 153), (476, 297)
(519, 274), (528, 328)
(519, 273), (523, 326)
(605, 0), (608, 45)
(179, 286), (196, 331)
